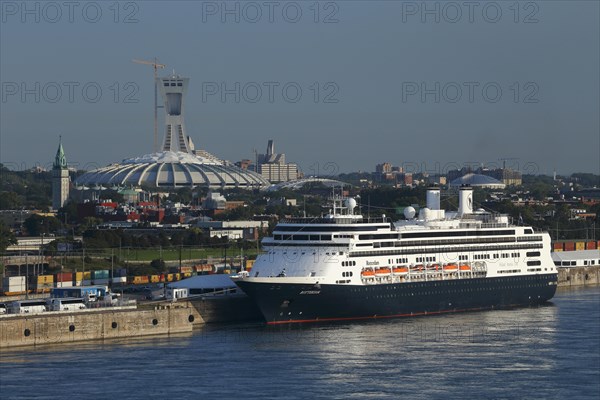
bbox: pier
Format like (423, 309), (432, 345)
(0, 302), (203, 348)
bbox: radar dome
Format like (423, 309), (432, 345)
(403, 206), (416, 219)
(345, 198), (357, 211)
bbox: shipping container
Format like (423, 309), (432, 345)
(112, 268), (127, 278)
(92, 270), (110, 279)
(575, 242), (585, 251)
(83, 271), (91, 280)
(245, 260), (255, 270)
(150, 275), (160, 283)
(4, 276), (26, 286)
(178, 266), (193, 274)
(586, 241), (597, 250)
(552, 243), (563, 251)
(183, 272), (192, 278)
(29, 275), (54, 285)
(93, 278), (110, 285)
(2, 276), (27, 294)
(112, 276), (127, 284)
(55, 281), (74, 288)
(564, 242), (576, 251)
(130, 275), (149, 285)
(55, 272), (73, 282)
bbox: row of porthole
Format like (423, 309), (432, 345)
(23, 316), (196, 337)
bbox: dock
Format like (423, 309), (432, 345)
(1, 266), (598, 348)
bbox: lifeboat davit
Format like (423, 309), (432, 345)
(374, 267), (392, 277)
(361, 269), (375, 277)
(443, 264), (458, 272)
(392, 267), (409, 275)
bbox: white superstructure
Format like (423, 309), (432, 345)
(246, 187), (556, 286)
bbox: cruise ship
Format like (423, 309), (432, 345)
(234, 186), (558, 324)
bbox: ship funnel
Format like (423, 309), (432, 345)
(458, 186), (473, 216)
(426, 187), (440, 210)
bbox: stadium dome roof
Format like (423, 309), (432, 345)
(75, 151), (269, 189)
(449, 173), (505, 189)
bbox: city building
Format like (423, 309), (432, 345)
(194, 220), (268, 240)
(202, 191), (245, 217)
(52, 137), (70, 210)
(375, 162), (392, 174)
(75, 73), (268, 189)
(482, 168), (522, 186)
(257, 140), (299, 183)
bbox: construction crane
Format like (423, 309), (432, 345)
(132, 58), (166, 152)
(498, 157), (519, 170)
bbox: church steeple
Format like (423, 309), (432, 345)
(52, 136), (70, 210)
(54, 135), (67, 170)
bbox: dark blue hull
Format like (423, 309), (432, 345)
(236, 274), (558, 324)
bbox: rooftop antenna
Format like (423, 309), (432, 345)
(132, 58), (166, 153)
(498, 157), (518, 170)
(332, 187), (336, 215)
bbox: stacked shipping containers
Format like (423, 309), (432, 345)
(552, 240), (600, 252)
(54, 273), (73, 288)
(28, 275), (53, 293)
(2, 276), (27, 295)
(91, 270), (110, 285)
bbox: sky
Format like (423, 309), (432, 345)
(1, 1), (599, 177)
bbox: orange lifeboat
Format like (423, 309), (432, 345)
(374, 267), (392, 277)
(443, 264), (458, 272)
(361, 269), (375, 277)
(411, 264), (424, 271)
(459, 265), (471, 271)
(392, 267), (409, 275)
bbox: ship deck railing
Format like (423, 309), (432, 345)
(360, 270), (488, 285)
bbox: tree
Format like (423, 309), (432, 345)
(0, 191), (22, 210)
(0, 221), (17, 253)
(23, 214), (61, 236)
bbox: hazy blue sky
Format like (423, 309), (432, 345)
(1, 1), (599, 176)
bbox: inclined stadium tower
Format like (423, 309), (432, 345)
(75, 74), (269, 189)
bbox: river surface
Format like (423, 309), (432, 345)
(1, 286), (598, 399)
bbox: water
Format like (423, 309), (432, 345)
(1, 287), (598, 400)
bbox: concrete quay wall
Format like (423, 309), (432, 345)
(0, 303), (204, 348)
(557, 266), (600, 287)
